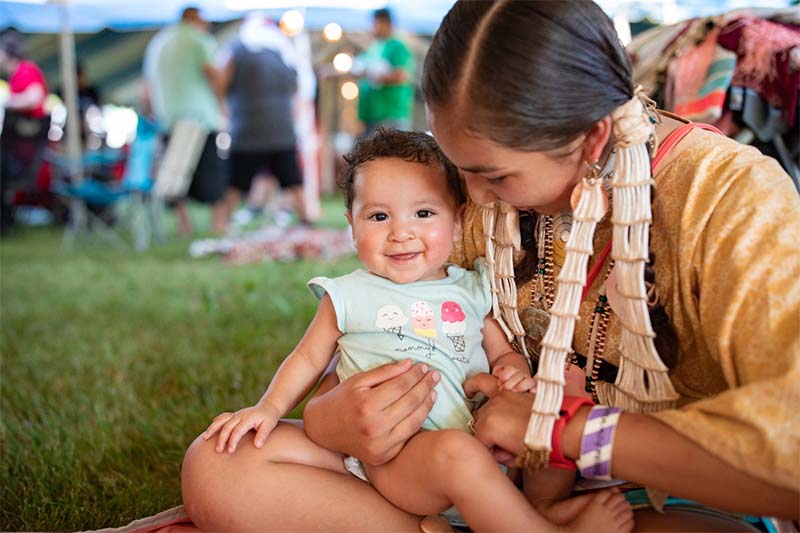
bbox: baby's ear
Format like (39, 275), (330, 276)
(344, 211), (356, 244)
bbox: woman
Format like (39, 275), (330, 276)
(181, 1), (799, 530)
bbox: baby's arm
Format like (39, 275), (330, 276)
(479, 315), (590, 519)
(481, 314), (536, 392)
(203, 294), (342, 452)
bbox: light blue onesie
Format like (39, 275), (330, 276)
(307, 260), (492, 432)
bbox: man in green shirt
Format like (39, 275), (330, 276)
(356, 9), (415, 134)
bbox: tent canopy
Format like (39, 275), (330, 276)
(0, 0), (457, 35)
(1, 0), (795, 35)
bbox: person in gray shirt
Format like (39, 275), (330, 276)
(221, 14), (308, 225)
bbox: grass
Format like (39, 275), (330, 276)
(0, 196), (361, 531)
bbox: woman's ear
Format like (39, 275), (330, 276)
(452, 202), (467, 246)
(581, 116), (613, 164)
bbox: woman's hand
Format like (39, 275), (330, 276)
(202, 402), (282, 453)
(467, 377), (535, 459)
(303, 359), (440, 465)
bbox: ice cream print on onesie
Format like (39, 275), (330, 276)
(375, 305), (408, 340)
(441, 301), (469, 363)
(410, 301), (437, 358)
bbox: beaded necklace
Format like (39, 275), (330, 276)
(521, 152), (616, 370)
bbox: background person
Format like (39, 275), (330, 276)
(0, 33), (49, 235)
(142, 6), (227, 235)
(220, 13), (309, 227)
(354, 8), (415, 134)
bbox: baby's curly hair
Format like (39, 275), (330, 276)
(338, 127), (465, 211)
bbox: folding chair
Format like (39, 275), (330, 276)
(53, 115), (161, 251)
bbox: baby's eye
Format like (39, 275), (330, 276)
(369, 213), (388, 222)
(416, 210), (434, 218)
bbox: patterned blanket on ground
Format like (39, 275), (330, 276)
(88, 506), (195, 533)
(189, 225), (355, 264)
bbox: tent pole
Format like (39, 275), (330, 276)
(58, 0), (87, 241)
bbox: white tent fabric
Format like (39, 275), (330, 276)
(0, 0), (456, 34)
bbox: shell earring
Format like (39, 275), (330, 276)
(570, 161), (608, 215)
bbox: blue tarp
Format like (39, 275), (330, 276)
(0, 0), (455, 35)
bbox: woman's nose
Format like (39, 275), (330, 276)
(464, 174), (497, 206)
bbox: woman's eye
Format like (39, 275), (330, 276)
(416, 210), (434, 218)
(486, 175), (507, 183)
(369, 213), (388, 221)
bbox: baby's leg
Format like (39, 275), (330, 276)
(523, 468), (633, 532)
(566, 489), (634, 533)
(365, 429), (554, 532)
(249, 419), (348, 474)
(524, 467), (586, 523)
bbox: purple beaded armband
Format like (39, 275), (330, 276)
(576, 406), (622, 480)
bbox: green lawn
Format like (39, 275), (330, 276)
(0, 198), (360, 531)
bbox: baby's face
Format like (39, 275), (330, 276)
(347, 157), (459, 284)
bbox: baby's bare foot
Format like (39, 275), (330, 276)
(419, 514), (454, 533)
(564, 489), (633, 533)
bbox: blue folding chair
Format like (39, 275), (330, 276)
(52, 115), (161, 251)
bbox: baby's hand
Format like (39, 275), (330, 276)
(492, 365), (536, 393)
(202, 402), (281, 453)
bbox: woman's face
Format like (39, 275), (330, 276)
(428, 108), (587, 215)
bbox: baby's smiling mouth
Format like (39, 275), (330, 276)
(388, 252), (420, 261)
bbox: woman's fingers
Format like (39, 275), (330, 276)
(463, 372), (498, 398)
(492, 447), (517, 468)
(383, 368), (439, 422)
(369, 362), (434, 409)
(352, 358), (414, 389)
(382, 387), (438, 459)
(470, 390), (533, 456)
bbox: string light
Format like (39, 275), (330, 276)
(341, 81), (359, 100)
(279, 10), (304, 36)
(323, 22), (342, 42)
(333, 52), (353, 73)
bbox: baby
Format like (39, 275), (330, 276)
(202, 128), (632, 532)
